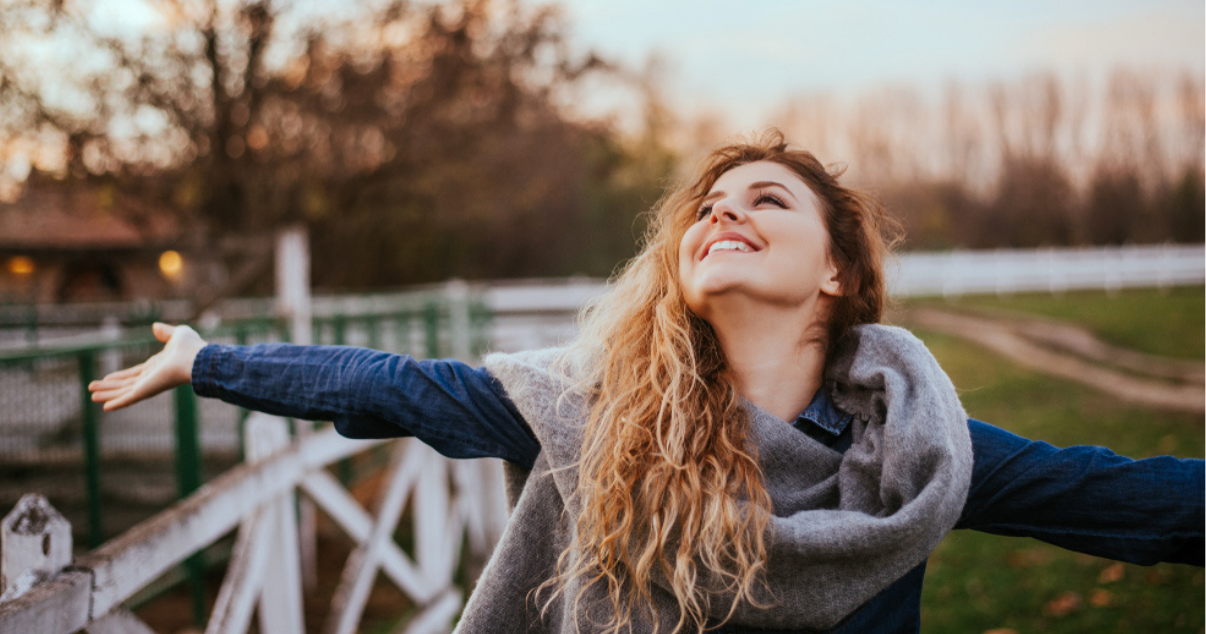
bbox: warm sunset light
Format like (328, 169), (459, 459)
(6, 256), (35, 276)
(158, 250), (184, 279)
(0, 2), (1200, 631)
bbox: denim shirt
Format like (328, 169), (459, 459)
(193, 343), (1205, 634)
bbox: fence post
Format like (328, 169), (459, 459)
(276, 225), (319, 592)
(468, 298), (492, 359)
(276, 225), (312, 347)
(332, 314), (347, 346)
(447, 280), (470, 361)
(246, 414), (305, 634)
(235, 326), (250, 462)
(331, 315), (354, 485)
(78, 351), (104, 549)
(0, 495), (72, 602)
(174, 385), (206, 628)
(423, 300), (441, 359)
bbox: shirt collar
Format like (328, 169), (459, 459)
(794, 387), (853, 436)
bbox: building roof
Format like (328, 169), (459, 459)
(0, 180), (178, 252)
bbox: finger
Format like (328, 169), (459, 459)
(103, 393), (139, 411)
(89, 376), (139, 390)
(152, 322), (175, 343)
(89, 376), (137, 392)
(99, 363), (146, 382)
(91, 373), (141, 389)
(91, 388), (129, 402)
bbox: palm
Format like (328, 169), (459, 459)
(88, 323), (206, 411)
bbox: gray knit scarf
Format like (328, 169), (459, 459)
(455, 324), (973, 633)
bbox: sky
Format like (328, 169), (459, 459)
(555, 0), (1205, 129)
(15, 0), (1205, 151)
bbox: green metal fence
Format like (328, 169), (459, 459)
(0, 288), (491, 552)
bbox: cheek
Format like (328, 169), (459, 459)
(676, 227), (706, 303)
(678, 225), (703, 269)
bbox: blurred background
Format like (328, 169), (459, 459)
(0, 0), (1202, 300)
(0, 1), (1201, 633)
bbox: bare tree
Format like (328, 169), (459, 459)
(0, 0), (672, 290)
(771, 67), (1201, 249)
(1162, 70), (1205, 242)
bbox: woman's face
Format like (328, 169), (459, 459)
(678, 161), (841, 320)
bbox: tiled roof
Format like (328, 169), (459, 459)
(0, 183), (178, 250)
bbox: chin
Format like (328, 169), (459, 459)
(683, 279), (755, 314)
(687, 277), (736, 300)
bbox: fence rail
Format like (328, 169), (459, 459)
(888, 243), (1205, 297)
(0, 243), (1201, 631)
(0, 283), (489, 559)
(479, 244), (1205, 351)
(0, 414), (506, 634)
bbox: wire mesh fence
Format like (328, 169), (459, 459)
(0, 287), (491, 549)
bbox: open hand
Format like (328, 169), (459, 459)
(88, 322), (208, 411)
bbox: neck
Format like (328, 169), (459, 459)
(702, 295), (831, 423)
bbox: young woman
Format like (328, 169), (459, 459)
(90, 131), (1203, 634)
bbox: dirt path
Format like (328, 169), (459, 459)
(895, 307), (1205, 414)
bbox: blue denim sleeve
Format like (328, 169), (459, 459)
(191, 343), (540, 468)
(957, 418), (1204, 566)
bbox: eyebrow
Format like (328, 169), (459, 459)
(702, 180), (798, 203)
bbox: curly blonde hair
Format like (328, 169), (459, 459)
(550, 129), (897, 633)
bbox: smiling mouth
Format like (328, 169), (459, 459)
(705, 240), (757, 258)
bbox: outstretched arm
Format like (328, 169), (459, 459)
(89, 324), (541, 467)
(957, 419), (1204, 566)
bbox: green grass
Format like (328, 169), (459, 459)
(903, 286), (1205, 360)
(916, 329), (1204, 634)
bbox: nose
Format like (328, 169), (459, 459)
(710, 197), (747, 224)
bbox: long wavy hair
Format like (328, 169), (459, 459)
(550, 129), (898, 633)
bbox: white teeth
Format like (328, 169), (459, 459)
(707, 240), (753, 256)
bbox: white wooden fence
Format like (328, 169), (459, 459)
(1, 242), (1201, 633)
(483, 244), (1206, 352)
(888, 243), (1205, 298)
(0, 414), (507, 634)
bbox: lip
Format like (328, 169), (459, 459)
(701, 232), (763, 260)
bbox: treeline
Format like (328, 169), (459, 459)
(0, 0), (673, 291)
(1, 0), (1201, 298)
(770, 71), (1204, 249)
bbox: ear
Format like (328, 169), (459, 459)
(819, 260), (844, 297)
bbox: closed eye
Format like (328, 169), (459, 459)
(696, 191), (786, 221)
(754, 193), (786, 208)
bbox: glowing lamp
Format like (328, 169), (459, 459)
(7, 256), (34, 276)
(159, 250), (184, 280)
